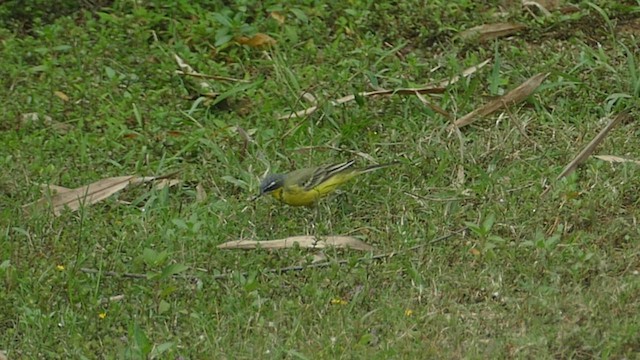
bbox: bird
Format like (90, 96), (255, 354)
(257, 160), (397, 207)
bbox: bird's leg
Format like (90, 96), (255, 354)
(310, 203), (320, 246)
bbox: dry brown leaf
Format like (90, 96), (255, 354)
(278, 86), (445, 120)
(270, 11), (285, 25)
(454, 72), (549, 128)
(196, 183), (207, 203)
(218, 236), (375, 251)
(236, 33), (277, 47)
(53, 90), (70, 102)
(593, 155), (640, 166)
(24, 175), (161, 216)
(459, 23), (526, 42)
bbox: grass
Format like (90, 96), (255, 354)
(1, 0), (639, 358)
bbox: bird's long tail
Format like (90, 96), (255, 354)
(358, 162), (400, 174)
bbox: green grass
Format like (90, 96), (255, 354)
(1, 0), (639, 358)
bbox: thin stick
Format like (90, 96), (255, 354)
(540, 112), (630, 197)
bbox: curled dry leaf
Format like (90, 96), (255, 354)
(53, 90), (70, 102)
(593, 155), (640, 166)
(459, 23), (526, 42)
(454, 72), (549, 128)
(218, 236), (375, 252)
(270, 11), (285, 25)
(195, 183), (208, 203)
(236, 33), (277, 47)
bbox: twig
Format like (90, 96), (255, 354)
(79, 229), (465, 281)
(278, 86), (446, 120)
(554, 112), (629, 180)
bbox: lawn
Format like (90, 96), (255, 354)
(1, 0), (639, 358)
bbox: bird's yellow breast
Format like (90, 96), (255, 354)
(270, 173), (354, 206)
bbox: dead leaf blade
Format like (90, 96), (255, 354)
(460, 23), (526, 42)
(24, 175), (167, 216)
(218, 236), (374, 251)
(593, 155), (640, 165)
(454, 72), (549, 128)
(50, 176), (136, 215)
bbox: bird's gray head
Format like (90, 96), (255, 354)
(259, 173), (285, 195)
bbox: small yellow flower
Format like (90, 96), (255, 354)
(404, 309), (413, 317)
(98, 312), (107, 319)
(330, 298), (348, 305)
(56, 265), (65, 271)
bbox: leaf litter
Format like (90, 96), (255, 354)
(24, 173), (180, 216)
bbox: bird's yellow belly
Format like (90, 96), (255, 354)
(280, 187), (321, 206)
(270, 184), (339, 206)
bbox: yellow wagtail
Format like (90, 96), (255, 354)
(257, 160), (396, 207)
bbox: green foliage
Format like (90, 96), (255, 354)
(1, 0), (639, 358)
